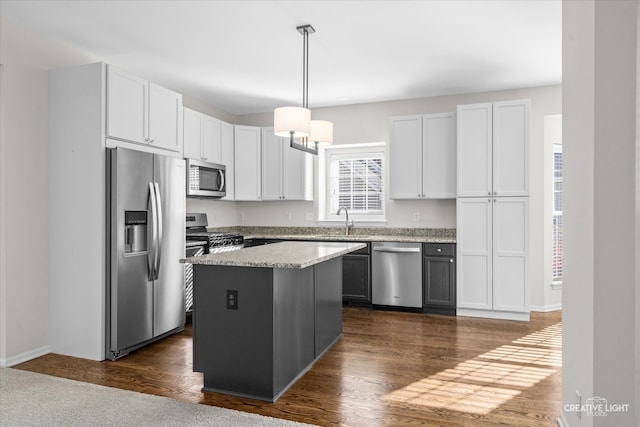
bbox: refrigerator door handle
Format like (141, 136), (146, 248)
(148, 182), (158, 281)
(153, 182), (163, 280)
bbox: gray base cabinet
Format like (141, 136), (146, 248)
(423, 243), (456, 316)
(192, 257), (343, 402)
(342, 243), (371, 304)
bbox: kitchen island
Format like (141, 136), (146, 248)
(182, 241), (366, 402)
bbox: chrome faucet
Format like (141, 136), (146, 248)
(336, 207), (354, 236)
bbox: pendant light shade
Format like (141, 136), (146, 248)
(274, 106), (311, 138)
(309, 120), (333, 145)
(273, 24), (333, 155)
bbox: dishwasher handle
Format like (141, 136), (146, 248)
(373, 246), (421, 253)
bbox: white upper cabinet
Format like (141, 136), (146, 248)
(457, 100), (530, 197)
(183, 108), (203, 159)
(492, 100), (530, 197)
(261, 129), (282, 200)
(148, 83), (182, 152)
(389, 115), (422, 199)
(202, 115), (222, 163)
(422, 113), (456, 198)
(234, 125), (262, 201)
(220, 121), (235, 201)
(261, 127), (313, 201)
(457, 103), (492, 197)
(284, 140), (312, 200)
(106, 65), (182, 153)
(183, 107), (222, 163)
(389, 113), (456, 199)
(106, 66), (147, 144)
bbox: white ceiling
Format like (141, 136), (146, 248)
(0, 0), (562, 116)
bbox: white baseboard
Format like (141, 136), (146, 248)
(0, 345), (50, 367)
(456, 308), (530, 321)
(531, 303), (562, 312)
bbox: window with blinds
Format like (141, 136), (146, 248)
(321, 143), (386, 222)
(552, 144), (563, 281)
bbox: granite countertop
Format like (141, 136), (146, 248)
(214, 226), (456, 244)
(182, 241), (367, 269)
(243, 233), (455, 243)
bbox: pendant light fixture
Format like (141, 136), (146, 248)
(273, 24), (333, 155)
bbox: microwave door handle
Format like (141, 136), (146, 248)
(153, 182), (163, 280)
(218, 169), (225, 192)
(148, 182), (158, 281)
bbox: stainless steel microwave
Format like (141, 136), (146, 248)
(186, 158), (226, 198)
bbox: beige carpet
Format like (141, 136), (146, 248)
(0, 368), (316, 426)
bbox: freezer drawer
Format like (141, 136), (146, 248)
(372, 242), (422, 308)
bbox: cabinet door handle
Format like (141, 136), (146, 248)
(450, 259), (454, 263)
(373, 247), (421, 253)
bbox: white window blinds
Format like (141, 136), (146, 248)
(325, 146), (385, 220)
(552, 144), (563, 281)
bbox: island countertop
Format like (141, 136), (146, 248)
(182, 241), (367, 269)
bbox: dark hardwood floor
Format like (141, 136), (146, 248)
(15, 308), (562, 426)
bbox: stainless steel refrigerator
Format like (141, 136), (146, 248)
(106, 147), (186, 360)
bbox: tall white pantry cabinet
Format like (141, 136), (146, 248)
(48, 62), (184, 360)
(456, 100), (531, 321)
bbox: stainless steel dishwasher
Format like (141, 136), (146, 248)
(372, 242), (423, 308)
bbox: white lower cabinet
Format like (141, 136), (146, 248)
(456, 197), (529, 320)
(233, 125), (262, 201)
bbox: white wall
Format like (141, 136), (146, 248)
(562, 1), (637, 426)
(0, 18), (97, 366)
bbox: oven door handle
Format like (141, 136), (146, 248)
(153, 182), (163, 281)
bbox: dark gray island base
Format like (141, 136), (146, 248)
(185, 241), (366, 402)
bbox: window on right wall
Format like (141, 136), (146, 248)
(552, 143), (563, 283)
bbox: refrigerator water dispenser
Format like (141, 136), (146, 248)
(124, 210), (147, 254)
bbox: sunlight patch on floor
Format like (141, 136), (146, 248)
(512, 323), (562, 348)
(385, 378), (521, 415)
(478, 345), (562, 367)
(383, 322), (562, 415)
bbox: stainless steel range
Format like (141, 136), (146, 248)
(184, 213), (244, 314)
